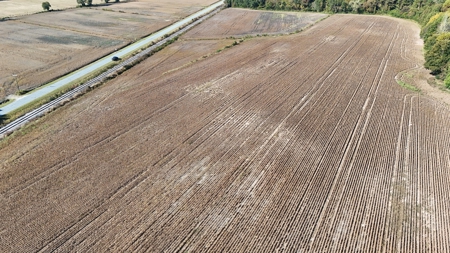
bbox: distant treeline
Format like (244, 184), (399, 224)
(225, 0), (450, 86)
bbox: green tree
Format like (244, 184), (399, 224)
(443, 0), (450, 10)
(425, 32), (450, 74)
(421, 12), (443, 40)
(445, 71), (450, 88)
(349, 0), (362, 12)
(42, 1), (51, 11)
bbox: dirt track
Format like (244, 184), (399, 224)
(1, 12), (450, 252)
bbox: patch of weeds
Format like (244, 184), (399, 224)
(15, 89), (32, 96)
(17, 122), (39, 137)
(0, 114), (9, 128)
(404, 72), (414, 78)
(397, 79), (420, 92)
(0, 99), (10, 106)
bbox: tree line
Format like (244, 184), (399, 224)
(225, 0), (450, 87)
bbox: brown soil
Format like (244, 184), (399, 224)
(1, 13), (450, 252)
(185, 8), (328, 39)
(0, 0), (82, 18)
(91, 0), (218, 18)
(0, 20), (125, 101)
(0, 0), (217, 102)
(18, 8), (173, 41)
(0, 0), (216, 19)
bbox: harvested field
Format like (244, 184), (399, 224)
(0, 0), (216, 19)
(184, 8), (327, 38)
(2, 12), (450, 252)
(0, 0), (217, 101)
(0, 20), (125, 100)
(0, 0), (80, 18)
(91, 0), (218, 18)
(18, 8), (173, 41)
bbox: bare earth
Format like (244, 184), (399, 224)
(185, 8), (327, 38)
(1, 11), (450, 252)
(0, 0), (217, 102)
(0, 0), (215, 18)
(0, 0), (81, 18)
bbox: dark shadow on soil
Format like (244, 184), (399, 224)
(0, 114), (8, 127)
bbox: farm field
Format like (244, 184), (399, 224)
(0, 0), (79, 18)
(1, 10), (450, 252)
(184, 8), (327, 38)
(0, 0), (217, 102)
(91, 0), (220, 18)
(0, 0), (216, 19)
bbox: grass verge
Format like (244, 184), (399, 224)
(1, 61), (118, 126)
(397, 79), (420, 92)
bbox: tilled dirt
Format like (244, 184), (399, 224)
(1, 13), (450, 252)
(184, 8), (327, 39)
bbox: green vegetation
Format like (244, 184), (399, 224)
(225, 0), (441, 17)
(445, 68), (450, 87)
(77, 0), (92, 7)
(396, 79), (421, 92)
(226, 0), (450, 88)
(42, 1), (51, 11)
(425, 31), (450, 74)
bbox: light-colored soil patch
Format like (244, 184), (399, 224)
(184, 8), (328, 39)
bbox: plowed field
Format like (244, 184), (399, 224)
(1, 13), (450, 252)
(184, 8), (327, 38)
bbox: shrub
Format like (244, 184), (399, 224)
(443, 0), (450, 11)
(424, 33), (439, 51)
(42, 1), (51, 11)
(424, 32), (450, 74)
(77, 0), (92, 6)
(445, 71), (450, 88)
(421, 12), (443, 40)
